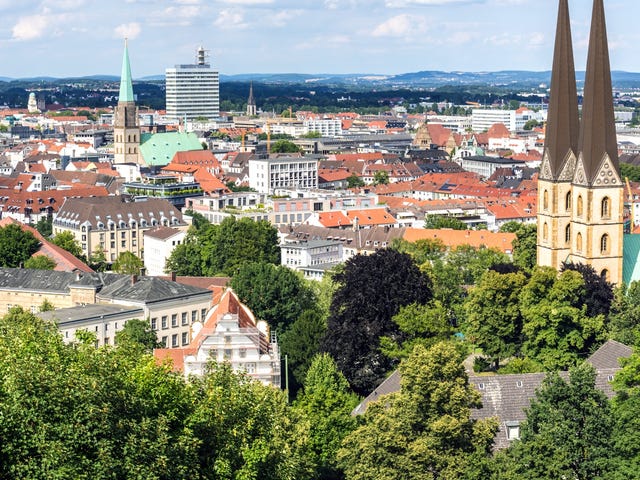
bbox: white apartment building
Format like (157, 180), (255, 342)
(280, 239), (343, 280)
(304, 118), (343, 137)
(165, 46), (220, 121)
(249, 156), (318, 194)
(143, 226), (187, 276)
(472, 109), (517, 132)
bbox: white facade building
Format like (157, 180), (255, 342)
(472, 109), (517, 132)
(280, 239), (343, 280)
(249, 156), (318, 194)
(304, 118), (343, 137)
(143, 226), (187, 276)
(165, 46), (220, 121)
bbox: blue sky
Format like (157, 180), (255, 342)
(0, 0), (638, 78)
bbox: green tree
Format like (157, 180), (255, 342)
(372, 170), (389, 185)
(51, 231), (84, 260)
(609, 281), (640, 346)
(187, 363), (309, 480)
(346, 173), (365, 188)
(293, 354), (360, 480)
(321, 249), (432, 395)
(115, 318), (161, 353)
(505, 363), (614, 479)
(39, 298), (55, 312)
(164, 234), (204, 276)
(201, 217), (280, 276)
(0, 223), (40, 267)
(24, 254), (56, 270)
(611, 350), (640, 476)
(391, 237), (446, 266)
(562, 262), (614, 317)
(88, 246), (107, 272)
(511, 223), (537, 271)
(111, 251), (144, 275)
(381, 301), (453, 361)
(270, 139), (302, 154)
(230, 261), (317, 333)
(35, 216), (52, 237)
(424, 214), (468, 230)
(339, 342), (498, 480)
(520, 268), (606, 370)
(280, 309), (327, 386)
(464, 269), (528, 368)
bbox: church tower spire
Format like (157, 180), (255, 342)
(537, 0), (579, 270)
(247, 82), (257, 116)
(569, 0), (623, 283)
(113, 39), (142, 165)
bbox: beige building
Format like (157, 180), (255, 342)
(0, 268), (213, 348)
(537, 0), (623, 283)
(53, 196), (186, 263)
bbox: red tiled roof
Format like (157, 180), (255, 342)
(404, 227), (515, 253)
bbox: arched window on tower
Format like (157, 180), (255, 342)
(601, 197), (610, 219)
(601, 234), (609, 254)
(543, 190), (549, 211)
(565, 224), (571, 245)
(577, 195), (583, 217)
(576, 232), (583, 252)
(566, 191), (572, 211)
(543, 222), (548, 241)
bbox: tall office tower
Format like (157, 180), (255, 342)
(113, 39), (141, 165)
(537, 0), (623, 284)
(165, 46), (220, 121)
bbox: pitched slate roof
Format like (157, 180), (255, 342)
(97, 275), (211, 303)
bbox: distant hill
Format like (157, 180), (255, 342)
(3, 70), (640, 88)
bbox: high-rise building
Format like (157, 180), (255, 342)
(165, 46), (220, 121)
(113, 39), (141, 165)
(537, 0), (623, 284)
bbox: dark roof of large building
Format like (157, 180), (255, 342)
(54, 196), (184, 229)
(0, 268), (211, 303)
(353, 340), (632, 450)
(542, 0), (579, 181)
(578, 0), (619, 183)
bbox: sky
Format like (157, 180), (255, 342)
(0, 0), (639, 78)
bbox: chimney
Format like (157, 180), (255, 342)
(131, 274), (138, 285)
(139, 267), (146, 277)
(171, 271), (176, 282)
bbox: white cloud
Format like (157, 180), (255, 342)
(214, 9), (248, 29)
(12, 14), (51, 41)
(114, 22), (142, 39)
(42, 0), (85, 9)
(219, 0), (273, 4)
(528, 32), (545, 47)
(386, 0), (479, 6)
(269, 9), (303, 27)
(372, 14), (426, 38)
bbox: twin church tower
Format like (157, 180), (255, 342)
(537, 0), (623, 284)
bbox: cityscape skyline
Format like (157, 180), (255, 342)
(1, 0), (639, 78)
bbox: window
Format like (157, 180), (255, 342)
(576, 232), (583, 252)
(181, 312), (187, 325)
(600, 233), (609, 254)
(121, 240), (126, 248)
(577, 195), (583, 217)
(121, 231), (126, 239)
(171, 334), (178, 348)
(239, 348), (247, 358)
(601, 197), (610, 218)
(565, 191), (572, 211)
(543, 222), (548, 241)
(161, 316), (168, 329)
(224, 349), (232, 360)
(506, 422), (520, 441)
(245, 362), (256, 374)
(182, 332), (189, 346)
(543, 190), (549, 210)
(151, 318), (157, 330)
(565, 224), (571, 244)
(171, 314), (178, 328)
(191, 310), (197, 323)
(201, 308), (207, 320)
(161, 336), (168, 347)
(602, 269), (609, 281)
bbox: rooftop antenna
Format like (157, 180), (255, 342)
(196, 45), (209, 66)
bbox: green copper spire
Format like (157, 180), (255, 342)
(118, 39), (134, 103)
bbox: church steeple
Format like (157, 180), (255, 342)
(541, 0), (579, 180)
(247, 82), (257, 116)
(119, 39), (135, 104)
(577, 0), (618, 184)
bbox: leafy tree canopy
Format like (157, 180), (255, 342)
(424, 214), (468, 230)
(51, 231), (84, 260)
(0, 223), (40, 268)
(24, 254), (56, 270)
(270, 139), (302, 154)
(115, 318), (161, 354)
(111, 251), (144, 275)
(321, 249), (432, 395)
